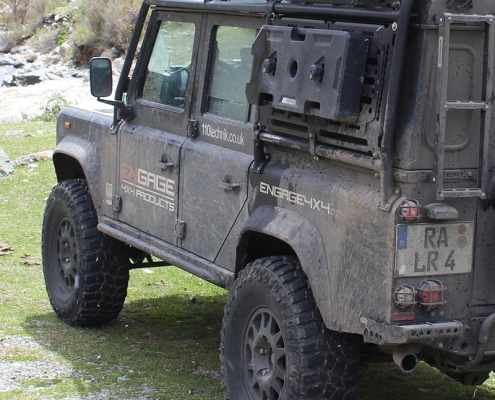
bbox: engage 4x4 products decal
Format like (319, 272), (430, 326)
(121, 163), (175, 211)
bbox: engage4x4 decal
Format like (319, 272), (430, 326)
(121, 163), (175, 211)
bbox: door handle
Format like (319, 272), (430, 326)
(157, 161), (174, 170)
(219, 180), (240, 191)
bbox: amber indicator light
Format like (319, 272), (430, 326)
(64, 122), (71, 129)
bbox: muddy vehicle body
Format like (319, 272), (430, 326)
(42, 0), (495, 397)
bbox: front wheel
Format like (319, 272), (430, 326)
(221, 256), (361, 400)
(42, 179), (131, 326)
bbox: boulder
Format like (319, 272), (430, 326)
(13, 151), (53, 166)
(46, 55), (61, 65)
(0, 55), (16, 66)
(56, 42), (71, 55)
(18, 72), (44, 86)
(2, 75), (17, 87)
(100, 48), (121, 61)
(25, 52), (38, 63)
(0, 40), (13, 54)
(112, 57), (125, 75)
(44, 72), (63, 80)
(0, 146), (14, 176)
(71, 70), (89, 80)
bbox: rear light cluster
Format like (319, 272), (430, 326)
(399, 200), (420, 222)
(394, 279), (446, 310)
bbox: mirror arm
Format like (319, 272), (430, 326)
(97, 98), (132, 122)
(97, 98), (125, 109)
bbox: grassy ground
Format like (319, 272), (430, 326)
(1, 121), (495, 399)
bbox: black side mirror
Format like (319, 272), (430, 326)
(90, 57), (113, 98)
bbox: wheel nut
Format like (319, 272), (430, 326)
(261, 368), (270, 376)
(259, 348), (267, 355)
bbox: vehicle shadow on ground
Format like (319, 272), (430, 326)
(25, 293), (495, 400)
(358, 361), (494, 400)
(25, 292), (228, 399)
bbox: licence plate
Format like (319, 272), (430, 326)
(395, 222), (474, 277)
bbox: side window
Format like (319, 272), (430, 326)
(205, 26), (256, 121)
(142, 21), (195, 108)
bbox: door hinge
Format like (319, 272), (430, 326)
(187, 119), (198, 138)
(174, 219), (186, 239)
(112, 195), (122, 212)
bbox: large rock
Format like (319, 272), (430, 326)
(25, 52), (38, 63)
(112, 57), (125, 75)
(16, 72), (43, 86)
(0, 55), (23, 68)
(0, 39), (13, 54)
(45, 54), (61, 65)
(12, 150), (53, 166)
(0, 146), (14, 176)
(2, 74), (16, 87)
(0, 55), (15, 66)
(44, 72), (63, 80)
(100, 47), (121, 61)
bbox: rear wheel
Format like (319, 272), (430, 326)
(221, 256), (361, 399)
(42, 179), (131, 326)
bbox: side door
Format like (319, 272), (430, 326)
(179, 16), (258, 263)
(117, 11), (202, 245)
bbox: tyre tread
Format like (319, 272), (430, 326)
(221, 255), (361, 400)
(42, 179), (131, 326)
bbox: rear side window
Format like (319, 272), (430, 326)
(205, 26), (256, 121)
(142, 21), (195, 108)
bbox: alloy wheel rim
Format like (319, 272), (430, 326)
(243, 307), (286, 400)
(56, 217), (78, 290)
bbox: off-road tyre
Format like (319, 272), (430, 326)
(42, 179), (131, 326)
(221, 256), (361, 400)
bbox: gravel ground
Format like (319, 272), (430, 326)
(0, 332), (153, 398)
(0, 334), (73, 393)
(0, 77), (106, 122)
(0, 77), (141, 398)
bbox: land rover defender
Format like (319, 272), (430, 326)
(42, 0), (495, 398)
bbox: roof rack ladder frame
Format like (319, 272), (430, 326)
(433, 13), (494, 200)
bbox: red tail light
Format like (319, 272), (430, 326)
(418, 279), (446, 310)
(399, 200), (420, 222)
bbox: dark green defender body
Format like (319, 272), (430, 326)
(42, 0), (495, 397)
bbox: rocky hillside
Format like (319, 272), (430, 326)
(0, 0), (135, 115)
(0, 7), (126, 121)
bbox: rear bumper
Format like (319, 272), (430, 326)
(362, 313), (495, 372)
(361, 318), (463, 345)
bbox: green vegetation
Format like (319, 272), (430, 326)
(0, 0), (67, 51)
(57, 27), (67, 46)
(2, 121), (495, 398)
(21, 94), (70, 122)
(72, 0), (140, 59)
(1, 0), (139, 62)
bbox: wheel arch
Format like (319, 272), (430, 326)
(236, 205), (335, 328)
(52, 135), (103, 213)
(53, 152), (86, 182)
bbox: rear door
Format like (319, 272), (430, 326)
(117, 11), (202, 245)
(179, 16), (258, 262)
